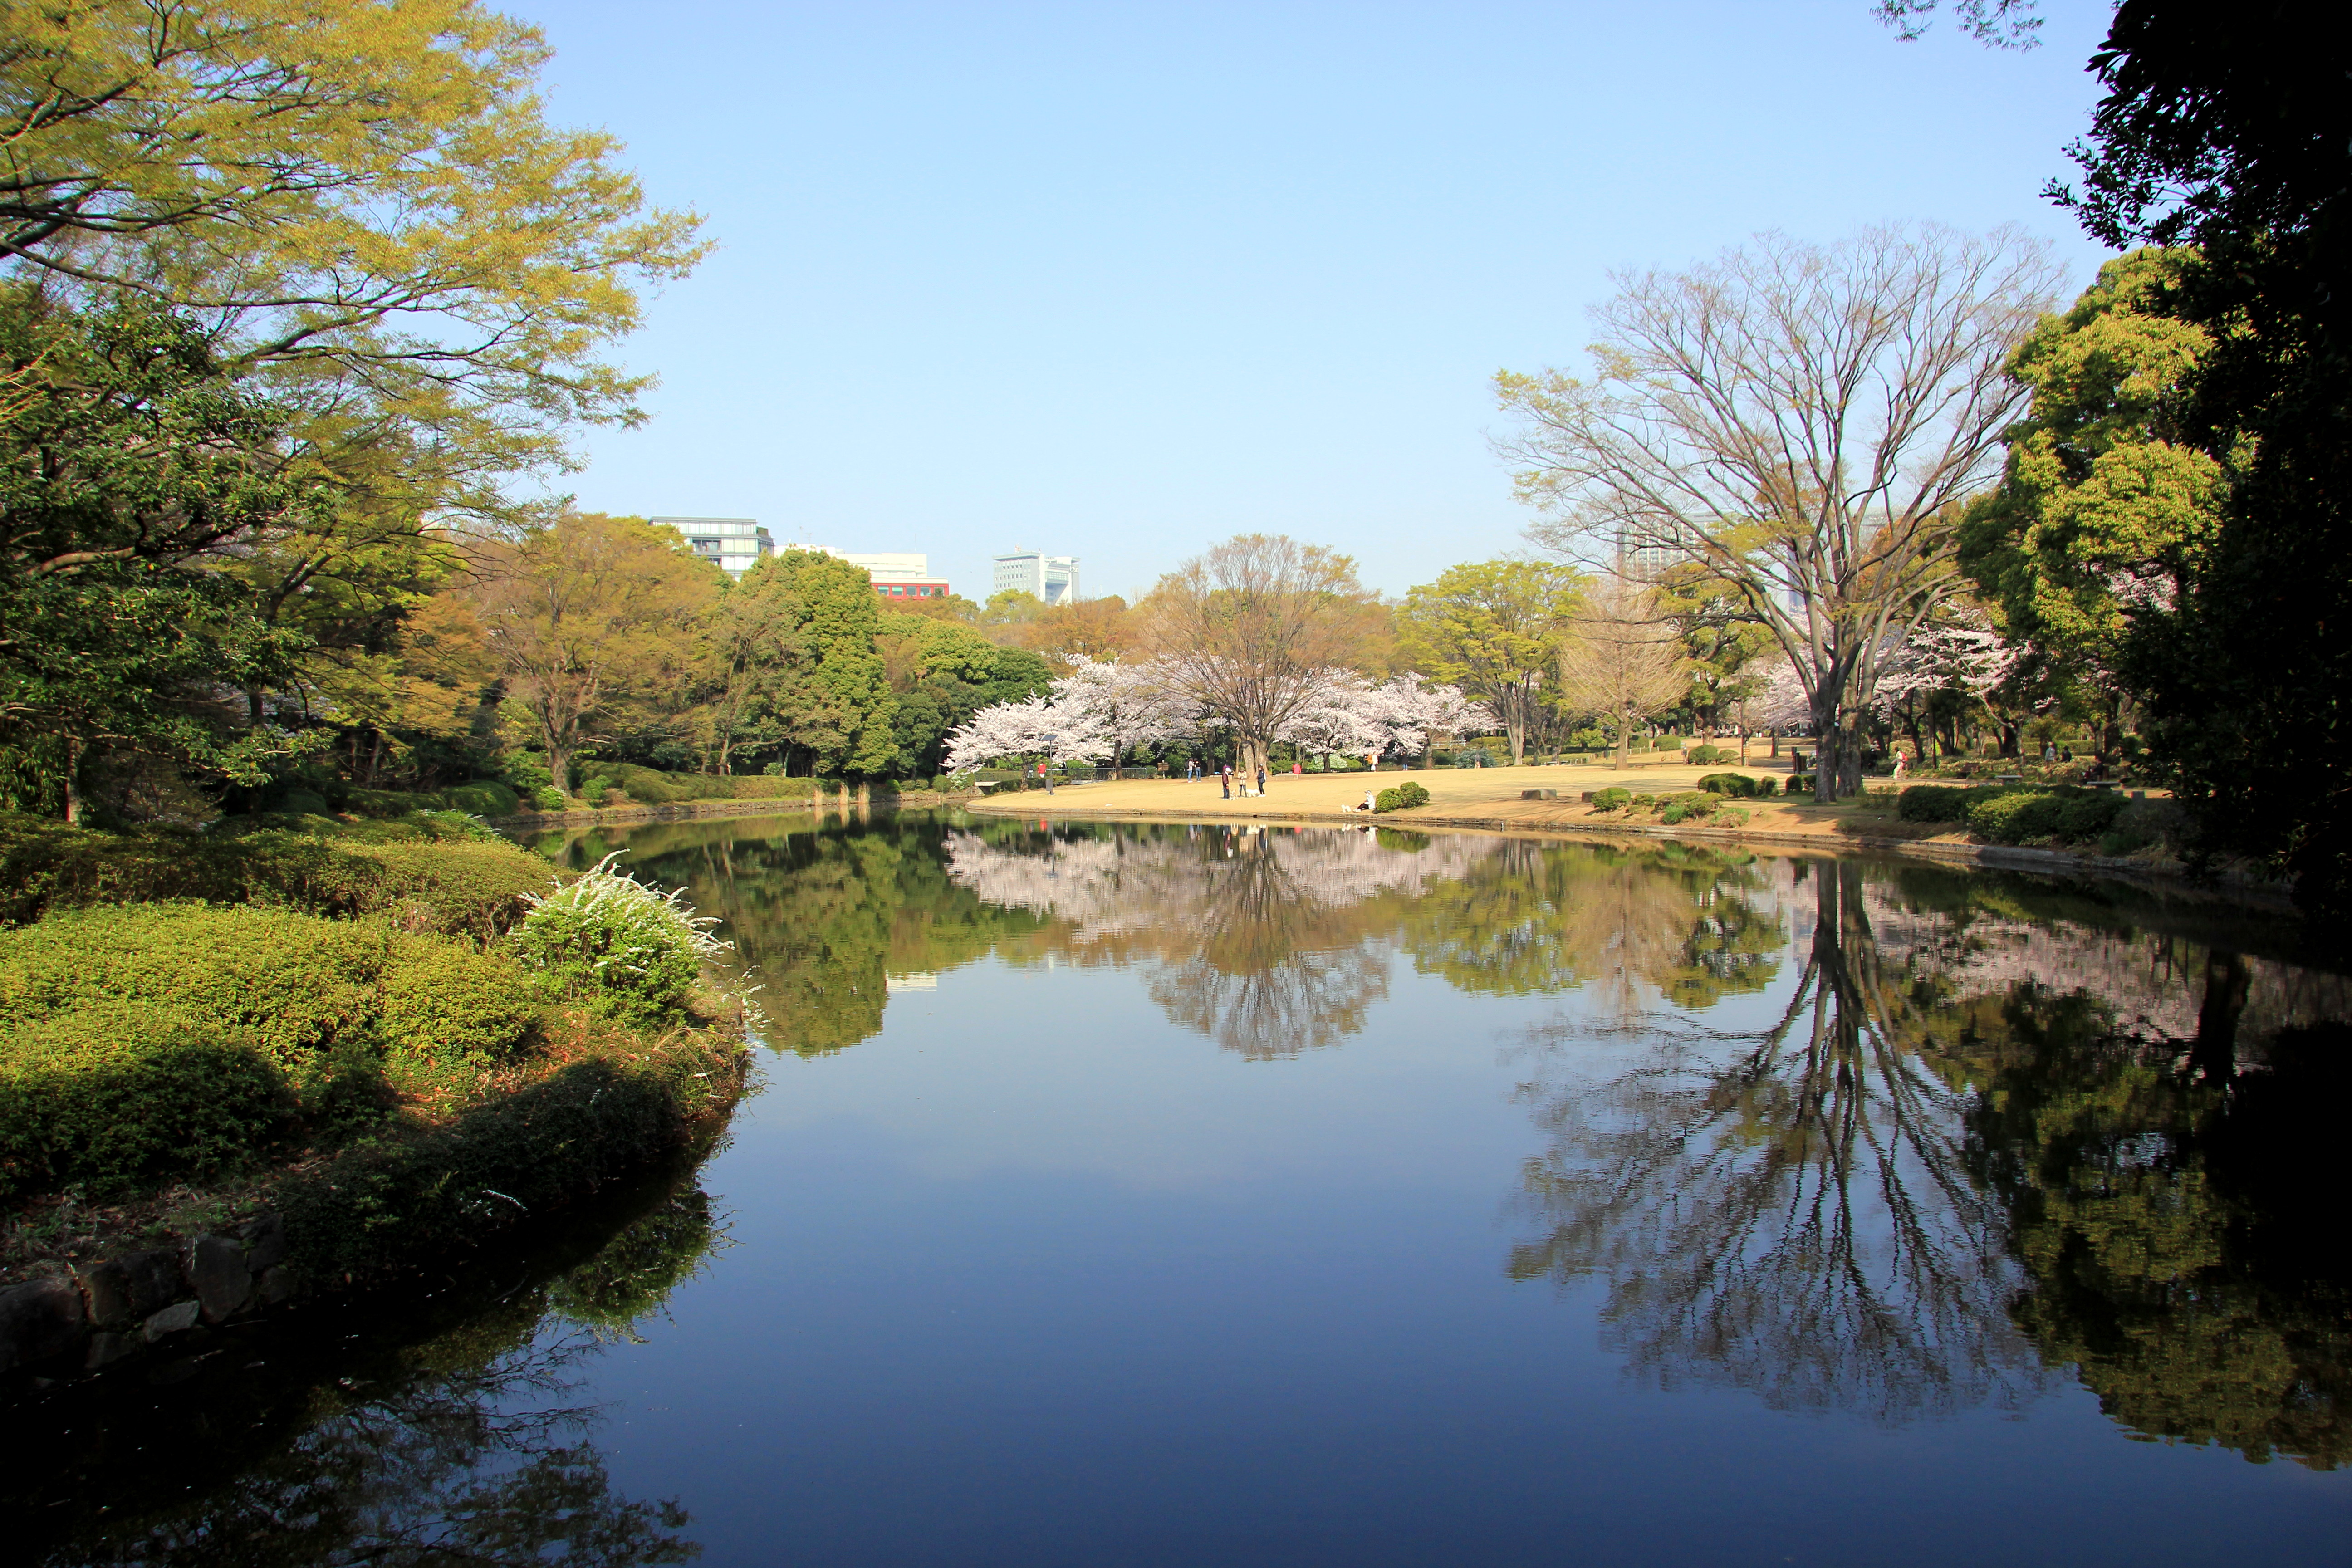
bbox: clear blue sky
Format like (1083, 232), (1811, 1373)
(503, 0), (2119, 602)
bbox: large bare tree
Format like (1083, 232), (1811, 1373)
(1495, 225), (2060, 799)
(1555, 572), (1689, 770)
(1143, 534), (1379, 777)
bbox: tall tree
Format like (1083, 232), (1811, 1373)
(1495, 225), (2061, 799)
(1958, 248), (2221, 759)
(2040, 2), (2352, 910)
(1396, 559), (1582, 765)
(0, 0), (707, 517)
(735, 549), (898, 778)
(464, 513), (716, 793)
(0, 286), (324, 818)
(1554, 573), (1690, 771)
(1144, 534), (1382, 778)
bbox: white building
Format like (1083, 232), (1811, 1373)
(992, 549), (1081, 606)
(834, 551), (930, 585)
(653, 516), (772, 578)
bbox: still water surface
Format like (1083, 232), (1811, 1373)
(16, 811), (2352, 1565)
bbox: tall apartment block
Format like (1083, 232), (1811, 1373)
(992, 549), (1080, 606)
(652, 516), (773, 578)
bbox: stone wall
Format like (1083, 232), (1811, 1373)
(0, 1215), (293, 1387)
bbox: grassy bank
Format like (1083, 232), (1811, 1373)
(0, 810), (749, 1316)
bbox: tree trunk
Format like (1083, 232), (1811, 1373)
(62, 737), (82, 826)
(1505, 718), (1525, 766)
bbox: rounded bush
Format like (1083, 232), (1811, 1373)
(535, 785), (569, 811)
(1591, 787), (1632, 812)
(506, 854), (729, 1027)
(1372, 781), (1431, 813)
(1897, 784), (1977, 823)
(1695, 772), (1760, 798)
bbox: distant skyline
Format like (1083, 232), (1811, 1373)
(504, 0), (2120, 601)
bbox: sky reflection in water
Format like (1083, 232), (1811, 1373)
(23, 811), (2352, 1566)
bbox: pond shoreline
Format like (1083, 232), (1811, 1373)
(962, 793), (2297, 911)
(0, 1014), (750, 1395)
(492, 788), (975, 830)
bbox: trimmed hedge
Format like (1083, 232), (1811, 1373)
(0, 904), (545, 1198)
(1967, 787), (2128, 846)
(0, 812), (549, 941)
(1897, 784), (1976, 823)
(1372, 781), (1431, 813)
(1893, 784), (2132, 845)
(1591, 787), (1632, 812)
(0, 905), (539, 1075)
(0, 1006), (294, 1198)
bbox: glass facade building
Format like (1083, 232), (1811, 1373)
(652, 516), (773, 578)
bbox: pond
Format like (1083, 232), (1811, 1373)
(12, 810), (2352, 1565)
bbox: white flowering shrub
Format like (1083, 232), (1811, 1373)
(508, 854), (730, 1028)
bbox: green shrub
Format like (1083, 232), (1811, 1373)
(0, 1005), (295, 1197)
(379, 942), (540, 1065)
(1372, 781), (1431, 813)
(502, 754), (556, 794)
(1695, 772), (1760, 798)
(2055, 790), (2129, 841)
(581, 777), (614, 807)
(278, 1034), (737, 1283)
(506, 854), (728, 1027)
(1687, 745), (1739, 765)
(534, 786), (569, 811)
(1590, 787), (1632, 812)
(1897, 784), (1977, 823)
(446, 780), (522, 816)
(1754, 776), (1779, 798)
(1659, 791), (1720, 824)
(0, 905), (385, 1073)
(1631, 793), (1657, 809)
(332, 840), (552, 942)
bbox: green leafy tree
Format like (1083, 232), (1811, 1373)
(2037, 4), (2352, 909)
(0, 286), (328, 818)
(1959, 249), (2223, 756)
(737, 549), (897, 778)
(464, 513), (717, 794)
(0, 0), (707, 520)
(1396, 559), (1582, 764)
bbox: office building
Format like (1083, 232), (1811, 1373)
(653, 516), (772, 578)
(831, 549), (952, 603)
(992, 549), (1080, 606)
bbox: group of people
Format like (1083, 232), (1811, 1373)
(1187, 758), (1273, 800)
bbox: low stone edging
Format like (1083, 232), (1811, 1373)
(0, 1214), (293, 1384)
(0, 1032), (751, 1394)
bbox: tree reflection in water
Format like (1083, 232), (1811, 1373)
(1510, 857), (2352, 1463)
(947, 826), (1777, 1060)
(31, 1189), (720, 1568)
(1509, 861), (2046, 1422)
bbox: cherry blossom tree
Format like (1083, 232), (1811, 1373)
(942, 694), (1111, 774)
(1051, 657), (1200, 771)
